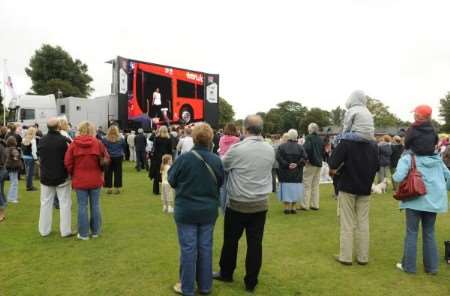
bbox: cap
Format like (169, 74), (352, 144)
(412, 105), (432, 118)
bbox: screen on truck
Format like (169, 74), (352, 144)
(116, 57), (219, 130)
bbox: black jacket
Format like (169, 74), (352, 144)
(329, 140), (379, 196)
(276, 141), (307, 183)
(390, 143), (404, 168)
(378, 142), (392, 167)
(38, 130), (70, 186)
(304, 133), (324, 167)
(149, 137), (172, 179)
(134, 133), (147, 152)
(404, 121), (438, 155)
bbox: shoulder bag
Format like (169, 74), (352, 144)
(191, 150), (217, 185)
(393, 154), (427, 201)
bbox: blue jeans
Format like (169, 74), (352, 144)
(402, 209), (439, 273)
(23, 158), (35, 189)
(76, 188), (102, 237)
(7, 172), (18, 202)
(176, 223), (215, 296)
(0, 168), (8, 209)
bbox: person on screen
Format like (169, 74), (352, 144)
(149, 88), (162, 119)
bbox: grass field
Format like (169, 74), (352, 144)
(2, 162), (450, 296)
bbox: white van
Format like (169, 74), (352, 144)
(7, 94), (57, 133)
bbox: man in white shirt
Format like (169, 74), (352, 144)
(177, 127), (194, 154)
(149, 88), (162, 118)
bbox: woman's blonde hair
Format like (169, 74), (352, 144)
(106, 125), (120, 142)
(158, 126), (170, 139)
(59, 117), (69, 132)
(22, 127), (36, 146)
(281, 133), (289, 143)
(192, 123), (213, 147)
(77, 121), (96, 136)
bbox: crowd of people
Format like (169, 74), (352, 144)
(1, 90), (450, 295)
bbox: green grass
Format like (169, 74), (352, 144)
(2, 162), (450, 296)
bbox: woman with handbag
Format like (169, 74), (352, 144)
(393, 152), (450, 274)
(168, 123), (224, 296)
(64, 121), (110, 240)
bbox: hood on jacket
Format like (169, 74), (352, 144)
(221, 135), (240, 145)
(345, 90), (367, 109)
(418, 154), (442, 168)
(73, 135), (98, 148)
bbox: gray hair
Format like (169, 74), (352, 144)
(308, 123), (319, 134)
(287, 129), (298, 141)
(244, 115), (263, 135)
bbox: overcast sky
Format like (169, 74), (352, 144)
(1, 0), (450, 121)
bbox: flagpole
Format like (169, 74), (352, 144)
(2, 59), (6, 126)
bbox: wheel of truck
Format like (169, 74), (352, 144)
(180, 106), (193, 124)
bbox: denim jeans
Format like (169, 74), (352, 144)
(23, 158), (35, 189)
(176, 223), (215, 296)
(0, 168), (8, 209)
(7, 172), (18, 202)
(76, 188), (102, 237)
(402, 209), (439, 273)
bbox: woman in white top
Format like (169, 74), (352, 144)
(176, 127), (194, 155)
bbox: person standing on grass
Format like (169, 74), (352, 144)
(65, 121), (110, 240)
(0, 141), (8, 222)
(21, 127), (38, 191)
(169, 123), (224, 296)
(149, 126), (172, 195)
(276, 129), (307, 214)
(5, 137), (21, 204)
(127, 130), (136, 162)
(300, 123), (324, 211)
(102, 126), (125, 195)
(38, 118), (73, 237)
(328, 135), (379, 265)
(213, 115), (275, 293)
(393, 104), (449, 274)
(377, 135), (392, 186)
(390, 136), (404, 191)
(134, 128), (147, 171)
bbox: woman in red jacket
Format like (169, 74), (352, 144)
(64, 121), (110, 240)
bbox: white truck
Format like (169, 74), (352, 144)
(7, 94), (118, 133)
(7, 94), (58, 133)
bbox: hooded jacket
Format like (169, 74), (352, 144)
(38, 130), (70, 186)
(218, 135), (240, 157)
(64, 135), (110, 189)
(393, 154), (449, 213)
(343, 90), (375, 141)
(378, 142), (392, 167)
(404, 121), (438, 155)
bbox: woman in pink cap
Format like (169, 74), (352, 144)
(404, 105), (438, 155)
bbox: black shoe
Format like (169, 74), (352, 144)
(310, 207), (319, 211)
(290, 209), (297, 214)
(212, 271), (233, 282)
(283, 209), (290, 215)
(245, 286), (256, 293)
(357, 261), (368, 266)
(26, 187), (37, 191)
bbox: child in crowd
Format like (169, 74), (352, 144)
(337, 90), (375, 143)
(404, 105), (438, 155)
(5, 136), (21, 203)
(160, 154), (174, 213)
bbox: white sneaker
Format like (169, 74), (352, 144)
(396, 263), (404, 272)
(77, 234), (89, 241)
(91, 234), (99, 238)
(8, 200), (18, 204)
(163, 205), (168, 212)
(168, 206), (174, 213)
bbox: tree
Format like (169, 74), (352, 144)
(25, 44), (93, 98)
(439, 92), (450, 132)
(300, 108), (331, 133)
(219, 97), (235, 127)
(366, 97), (402, 128)
(330, 106), (346, 127)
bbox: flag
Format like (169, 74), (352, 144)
(2, 60), (18, 109)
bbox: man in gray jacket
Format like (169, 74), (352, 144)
(213, 115), (275, 293)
